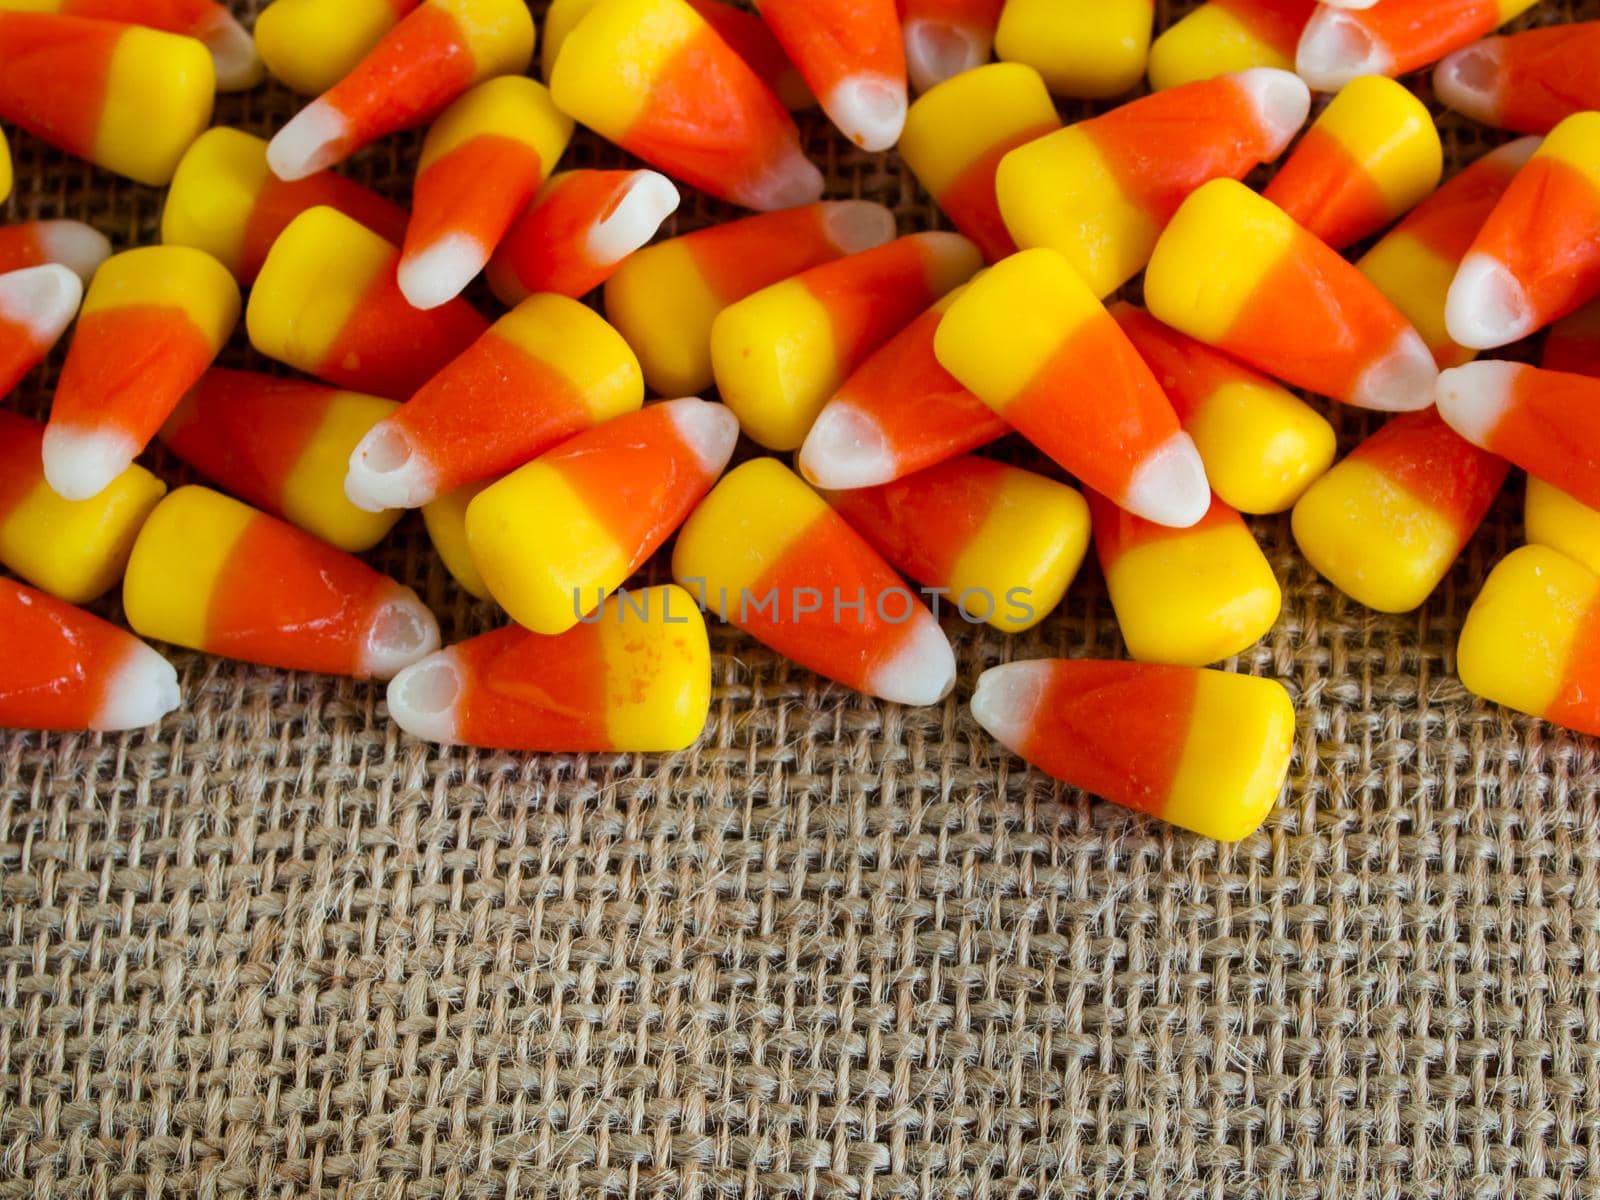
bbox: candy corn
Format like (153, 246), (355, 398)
(386, 586), (711, 751)
(899, 0), (1004, 91)
(0, 578), (180, 733)
(755, 0), (907, 150)
(673, 458), (957, 706)
(1435, 22), (1600, 135)
(712, 231), (980, 451)
(1088, 491), (1281, 667)
(993, 0), (1154, 99)
(1437, 361), (1600, 511)
(1296, 0), (1543, 93)
(399, 77), (575, 310)
(0, 11), (214, 185)
(1145, 179), (1439, 412)
(43, 247), (238, 502)
(899, 62), (1061, 263)
(255, 0), (419, 96)
(160, 369), (403, 554)
(1291, 408), (1509, 613)
(1446, 113), (1600, 351)
(267, 0), (535, 182)
(1261, 75), (1442, 250)
(799, 289), (1008, 490)
(0, 0), (262, 90)
(934, 249), (1210, 529)
(0, 220), (111, 281)
(822, 455), (1091, 633)
(1544, 300), (1600, 378)
(125, 486), (440, 680)
(1111, 304), (1334, 515)
(1357, 137), (1538, 371)
(994, 68), (1310, 297)
(550, 0), (821, 211)
(603, 201), (895, 398)
(1458, 545), (1600, 737)
(0, 409), (165, 604)
(1526, 479), (1600, 577)
(344, 294), (644, 511)
(466, 399), (740, 634)
(0, 264), (81, 399)
(247, 207), (488, 400)
(485, 169), (681, 306)
(162, 127), (411, 285)
(970, 660), (1294, 841)
(1147, 0), (1318, 90)
(422, 479), (493, 600)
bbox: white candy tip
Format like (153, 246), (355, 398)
(1235, 67), (1313, 151)
(1446, 251), (1534, 350)
(399, 233), (488, 311)
(587, 171), (680, 268)
(266, 100), (349, 182)
(40, 423), (137, 502)
(1433, 41), (1504, 125)
(362, 588), (441, 681)
(1295, 10), (1390, 92)
(1318, 0), (1379, 8)
(95, 640), (183, 732)
(1488, 136), (1543, 171)
(386, 650), (463, 743)
(663, 397), (740, 477)
(821, 201), (898, 255)
(35, 222), (112, 283)
(869, 616), (957, 707)
(733, 146), (825, 212)
(1122, 431), (1212, 528)
(970, 660), (1051, 752)
(798, 401), (898, 489)
(903, 19), (987, 93)
(346, 421), (437, 511)
(1435, 360), (1522, 447)
(0, 263), (83, 344)
(1351, 329), (1440, 412)
(827, 75), (909, 152)
(203, 8), (266, 91)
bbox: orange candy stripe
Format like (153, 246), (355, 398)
(826, 454), (1008, 582)
(805, 238), (951, 371)
(492, 171), (640, 299)
(687, 0), (807, 106)
(1112, 303), (1273, 423)
(1349, 407), (1509, 528)
(1262, 126), (1393, 250)
(1090, 489), (1236, 559)
(936, 120), (1060, 262)
(450, 624), (611, 751)
(1491, 369), (1600, 509)
(0, 578), (129, 731)
(1348, 0), (1508, 76)
(0, 225), (51, 275)
(1389, 142), (1525, 264)
(319, 265), (488, 399)
(688, 206), (862, 302)
(406, 134), (545, 261)
(757, 0), (905, 97)
(1470, 157), (1600, 335)
(0, 410), (48, 514)
(901, 0), (1005, 27)
(1213, 0), (1318, 58)
(1485, 22), (1600, 134)
(0, 12), (118, 159)
(1, 312), (55, 397)
(1549, 598), (1600, 735)
(320, 3), (476, 143)
(241, 171), (409, 284)
(53, 307), (216, 447)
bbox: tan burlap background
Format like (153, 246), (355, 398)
(5, 2), (1600, 1196)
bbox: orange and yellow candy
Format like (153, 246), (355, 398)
(0, 263), (81, 399)
(0, 126), (9, 202)
(673, 458), (957, 707)
(344, 293), (643, 511)
(255, 0), (420, 96)
(1296, 0), (1541, 93)
(899, 0), (1003, 92)
(603, 200), (895, 398)
(755, 0), (907, 151)
(935, 248), (1211, 529)
(247, 206), (488, 400)
(422, 479), (493, 600)
(1436, 21), (1600, 135)
(1526, 478), (1600, 577)
(125, 486), (440, 681)
(0, 0), (260, 90)
(466, 398), (740, 634)
(0, 11), (214, 185)
(1291, 408), (1509, 613)
(0, 219), (111, 281)
(994, 68), (1310, 298)
(823, 455), (1091, 633)
(43, 246), (238, 502)
(1147, 0), (1318, 90)
(160, 369), (403, 554)
(994, 0), (1153, 99)
(1545, 299), (1600, 379)
(385, 586), (711, 752)
(970, 659), (1295, 841)
(1458, 545), (1600, 737)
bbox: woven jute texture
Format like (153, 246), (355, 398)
(5, 2), (1600, 1197)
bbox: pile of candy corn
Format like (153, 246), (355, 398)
(2, 0), (1598, 843)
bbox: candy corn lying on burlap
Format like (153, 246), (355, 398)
(1147, 0), (1317, 90)
(1458, 545), (1600, 737)
(255, 0), (419, 96)
(755, 0), (907, 151)
(0, 0), (260, 90)
(604, 201), (895, 398)
(0, 263), (80, 399)
(1292, 409), (1509, 613)
(162, 128), (410, 285)
(0, 219), (110, 281)
(466, 399), (738, 635)
(0, 409), (164, 604)
(125, 487), (440, 680)
(823, 455), (1090, 633)
(1296, 0), (1540, 93)
(1545, 300), (1600, 378)
(1145, 179), (1439, 412)
(900, 0), (1003, 92)
(247, 207), (488, 400)
(344, 294), (643, 512)
(0, 11), (213, 184)
(422, 480), (493, 601)
(1436, 22), (1600, 135)
(995, 68), (1310, 298)
(1526, 479), (1600, 577)
(42, 246), (238, 502)
(0, 578), (180, 733)
(160, 369), (403, 554)
(970, 660), (1295, 841)
(935, 248), (1211, 529)
(673, 458), (957, 706)
(386, 586), (711, 752)
(994, 0), (1153, 99)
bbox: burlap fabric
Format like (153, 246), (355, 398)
(5, 2), (1600, 1196)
